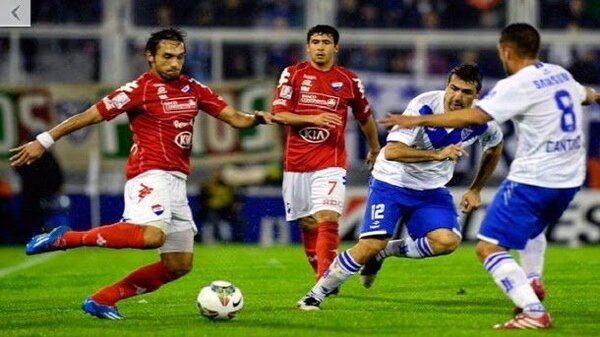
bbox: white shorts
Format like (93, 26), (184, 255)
(122, 170), (197, 236)
(282, 167), (346, 221)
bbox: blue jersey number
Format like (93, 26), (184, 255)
(554, 90), (576, 132)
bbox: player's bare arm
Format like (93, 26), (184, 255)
(583, 86), (600, 105)
(357, 116), (381, 170)
(460, 141), (503, 213)
(9, 105), (103, 167)
(272, 111), (342, 128)
(379, 108), (492, 129)
(217, 106), (274, 128)
(384, 141), (467, 163)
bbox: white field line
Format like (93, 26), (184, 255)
(0, 252), (60, 278)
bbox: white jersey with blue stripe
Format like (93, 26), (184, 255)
(475, 63), (586, 188)
(372, 90), (503, 190)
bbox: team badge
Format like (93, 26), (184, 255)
(331, 82), (343, 91)
(152, 204), (164, 216)
(280, 85), (293, 99)
(181, 85), (190, 93)
(461, 128), (473, 140)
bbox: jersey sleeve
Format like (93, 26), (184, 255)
(190, 78), (227, 117)
(349, 74), (371, 124)
(478, 121), (504, 151)
(474, 78), (529, 124)
(271, 66), (295, 114)
(95, 80), (145, 121)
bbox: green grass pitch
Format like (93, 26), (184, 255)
(0, 244), (598, 337)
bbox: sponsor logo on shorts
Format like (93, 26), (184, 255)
(152, 204), (164, 216)
(162, 97), (198, 113)
(299, 127), (330, 143)
(174, 131), (193, 149)
(298, 92), (339, 111)
(323, 199), (342, 207)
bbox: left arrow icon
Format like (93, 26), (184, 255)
(12, 5), (20, 21)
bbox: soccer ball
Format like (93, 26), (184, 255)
(196, 280), (244, 320)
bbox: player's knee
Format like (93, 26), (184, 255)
(314, 210), (340, 223)
(298, 217), (317, 231)
(169, 262), (192, 278)
(142, 224), (167, 248)
(428, 230), (461, 255)
(163, 257), (193, 278)
(475, 240), (502, 262)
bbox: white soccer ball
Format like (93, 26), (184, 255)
(196, 280), (244, 320)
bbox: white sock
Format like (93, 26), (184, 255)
(483, 251), (545, 314)
(376, 237), (433, 261)
(309, 250), (362, 301)
(519, 233), (546, 281)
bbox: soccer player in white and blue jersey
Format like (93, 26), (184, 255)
(380, 23), (600, 330)
(296, 64), (505, 311)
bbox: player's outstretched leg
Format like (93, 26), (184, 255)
(25, 222), (156, 255)
(81, 297), (123, 320)
(81, 259), (183, 319)
(25, 226), (71, 255)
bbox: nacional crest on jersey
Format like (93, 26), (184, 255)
(331, 82), (343, 91)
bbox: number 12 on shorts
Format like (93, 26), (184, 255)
(371, 204), (385, 220)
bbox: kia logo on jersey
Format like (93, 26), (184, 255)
(174, 131), (193, 149)
(299, 127), (330, 143)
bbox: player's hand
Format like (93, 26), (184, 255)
(366, 148), (380, 171)
(435, 143), (468, 161)
(460, 189), (482, 213)
(311, 113), (343, 128)
(9, 141), (46, 167)
(378, 113), (420, 128)
(254, 111), (274, 125)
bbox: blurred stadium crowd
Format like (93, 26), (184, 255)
(13, 0), (599, 83)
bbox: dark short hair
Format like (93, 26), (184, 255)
(447, 63), (483, 92)
(145, 28), (186, 55)
(499, 23), (540, 58)
(306, 25), (339, 44)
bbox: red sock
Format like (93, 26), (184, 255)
(91, 261), (177, 306)
(316, 221), (339, 279)
(59, 222), (146, 249)
(300, 227), (318, 276)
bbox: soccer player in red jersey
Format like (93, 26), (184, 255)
(9, 28), (273, 320)
(271, 25), (381, 283)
